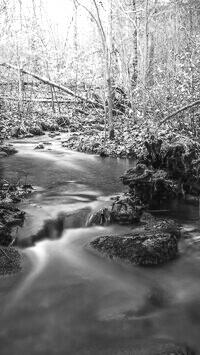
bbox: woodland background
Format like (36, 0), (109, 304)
(0, 0), (200, 139)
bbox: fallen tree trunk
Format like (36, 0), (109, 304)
(0, 97), (77, 103)
(159, 100), (200, 126)
(0, 62), (104, 109)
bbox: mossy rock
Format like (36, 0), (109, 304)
(142, 212), (181, 239)
(111, 195), (142, 224)
(89, 232), (178, 266)
(86, 207), (111, 226)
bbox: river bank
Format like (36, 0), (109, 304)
(0, 102), (191, 159)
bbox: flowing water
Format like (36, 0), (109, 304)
(0, 135), (200, 354)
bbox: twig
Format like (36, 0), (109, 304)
(0, 247), (13, 262)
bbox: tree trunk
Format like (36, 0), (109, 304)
(189, 3), (195, 135)
(106, 0), (114, 140)
(131, 0), (138, 90)
(147, 32), (154, 86)
(143, 0), (149, 119)
(130, 0), (138, 123)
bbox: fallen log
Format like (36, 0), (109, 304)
(0, 62), (104, 109)
(0, 97), (77, 103)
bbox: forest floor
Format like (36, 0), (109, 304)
(0, 99), (195, 159)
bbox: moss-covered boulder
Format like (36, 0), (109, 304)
(141, 212), (181, 239)
(87, 195), (142, 227)
(86, 207), (112, 226)
(121, 164), (175, 207)
(89, 232), (178, 265)
(111, 194), (142, 224)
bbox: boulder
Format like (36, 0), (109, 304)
(29, 125), (44, 136)
(10, 126), (27, 138)
(121, 164), (175, 207)
(89, 232), (178, 265)
(142, 212), (181, 239)
(56, 115), (70, 126)
(0, 144), (18, 155)
(0, 205), (25, 228)
(34, 143), (44, 150)
(86, 208), (111, 226)
(87, 195), (142, 226)
(111, 195), (142, 224)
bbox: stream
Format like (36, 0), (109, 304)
(0, 134), (200, 354)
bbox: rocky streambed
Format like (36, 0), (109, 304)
(87, 134), (200, 269)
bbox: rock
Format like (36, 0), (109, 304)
(0, 151), (7, 158)
(111, 195), (142, 224)
(86, 208), (112, 226)
(10, 126), (27, 138)
(89, 232), (178, 265)
(24, 133), (34, 138)
(69, 124), (80, 132)
(142, 212), (181, 239)
(87, 195), (142, 226)
(0, 205), (25, 228)
(0, 247), (22, 275)
(48, 132), (60, 138)
(100, 149), (109, 157)
(122, 163), (154, 186)
(121, 164), (174, 207)
(34, 143), (44, 150)
(40, 120), (52, 131)
(29, 125), (44, 136)
(56, 116), (70, 126)
(0, 144), (18, 155)
(10, 126), (21, 138)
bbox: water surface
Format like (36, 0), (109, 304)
(0, 135), (199, 354)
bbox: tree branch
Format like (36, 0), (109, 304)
(74, 0), (106, 50)
(159, 100), (200, 126)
